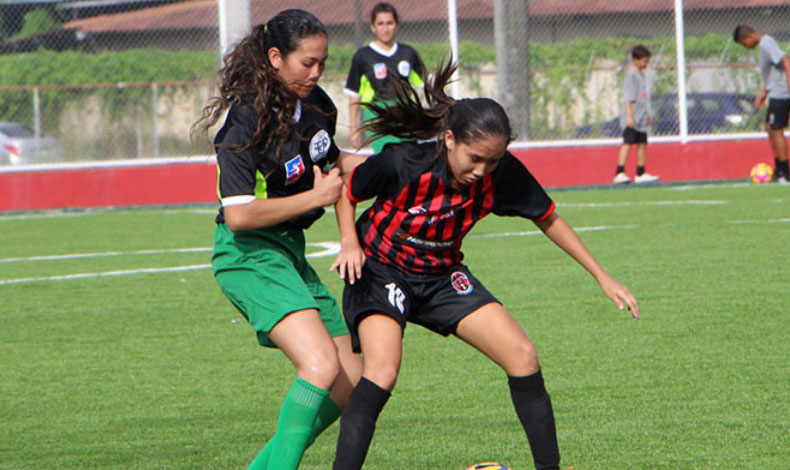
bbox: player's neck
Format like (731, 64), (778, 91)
(372, 40), (396, 53)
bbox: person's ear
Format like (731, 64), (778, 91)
(268, 47), (283, 70)
(444, 129), (455, 151)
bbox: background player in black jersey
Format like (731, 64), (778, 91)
(344, 2), (424, 152)
(329, 61), (640, 470)
(192, 10), (365, 470)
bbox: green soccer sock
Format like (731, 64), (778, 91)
(248, 393), (342, 469)
(247, 377), (330, 470)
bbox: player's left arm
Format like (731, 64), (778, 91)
(330, 180), (365, 283)
(336, 150), (368, 177)
(782, 55), (790, 91)
(534, 212), (640, 318)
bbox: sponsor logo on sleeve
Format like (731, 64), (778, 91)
(309, 129), (331, 162)
(374, 63), (387, 80)
(397, 60), (411, 77)
(450, 271), (473, 296)
(284, 154), (305, 185)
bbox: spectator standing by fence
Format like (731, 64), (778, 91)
(735, 25), (790, 183)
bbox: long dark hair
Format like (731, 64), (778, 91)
(361, 58), (515, 154)
(192, 9), (328, 157)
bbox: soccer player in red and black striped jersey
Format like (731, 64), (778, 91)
(329, 61), (640, 470)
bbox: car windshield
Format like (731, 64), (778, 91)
(0, 123), (35, 138)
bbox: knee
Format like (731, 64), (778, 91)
(502, 339), (540, 377)
(362, 363), (399, 392)
(297, 345), (341, 390)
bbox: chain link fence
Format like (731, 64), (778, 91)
(0, 0), (786, 166)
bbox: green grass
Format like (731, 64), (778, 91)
(1, 182), (788, 469)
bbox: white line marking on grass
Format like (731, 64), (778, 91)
(0, 247), (211, 264)
(0, 264), (211, 286)
(0, 211), (103, 221)
(670, 183), (752, 191)
(729, 218), (790, 225)
(558, 200), (726, 208)
(0, 243), (342, 286)
(469, 224), (637, 239)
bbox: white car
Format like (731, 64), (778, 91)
(0, 122), (64, 166)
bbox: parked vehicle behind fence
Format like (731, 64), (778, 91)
(0, 122), (64, 166)
(573, 92), (757, 138)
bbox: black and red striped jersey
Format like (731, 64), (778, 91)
(347, 141), (555, 276)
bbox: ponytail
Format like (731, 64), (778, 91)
(361, 57), (513, 151)
(361, 57), (457, 144)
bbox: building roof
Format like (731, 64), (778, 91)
(63, 0), (790, 34)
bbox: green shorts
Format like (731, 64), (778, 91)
(212, 223), (348, 348)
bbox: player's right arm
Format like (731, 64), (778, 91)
(217, 105), (343, 232)
(223, 167), (342, 232)
(330, 182), (364, 283)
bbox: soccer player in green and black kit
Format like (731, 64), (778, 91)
(192, 10), (364, 470)
(344, 2), (424, 152)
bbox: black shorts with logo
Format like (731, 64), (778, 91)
(342, 259), (499, 352)
(622, 127), (648, 144)
(766, 98), (790, 130)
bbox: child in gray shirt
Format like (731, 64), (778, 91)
(614, 45), (659, 184)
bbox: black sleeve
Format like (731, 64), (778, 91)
(491, 152), (555, 220)
(347, 148), (402, 203)
(215, 104), (260, 199)
(345, 50), (364, 94)
(313, 86), (341, 166)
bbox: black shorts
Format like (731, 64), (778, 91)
(622, 127), (648, 144)
(766, 98), (790, 130)
(342, 259), (499, 352)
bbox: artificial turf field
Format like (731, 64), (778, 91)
(1, 181), (788, 469)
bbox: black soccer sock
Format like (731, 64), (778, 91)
(775, 157), (782, 175)
(508, 370), (560, 470)
(333, 377), (391, 470)
(779, 159), (790, 178)
(616, 165), (625, 175)
(636, 165), (645, 176)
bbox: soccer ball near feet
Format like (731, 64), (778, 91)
(465, 463), (511, 470)
(750, 162), (773, 184)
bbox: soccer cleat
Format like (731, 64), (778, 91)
(634, 172), (659, 183)
(777, 175), (789, 184)
(613, 172), (631, 184)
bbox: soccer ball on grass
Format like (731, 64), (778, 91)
(750, 162), (773, 184)
(465, 463), (511, 470)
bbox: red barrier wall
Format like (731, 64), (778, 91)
(511, 136), (770, 188)
(0, 137), (773, 212)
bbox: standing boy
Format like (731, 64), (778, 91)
(344, 2), (423, 152)
(614, 45), (659, 184)
(734, 25), (790, 183)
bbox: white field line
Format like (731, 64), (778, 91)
(558, 200), (726, 208)
(729, 218), (790, 225)
(0, 247), (211, 264)
(468, 224), (638, 239)
(0, 224), (634, 286)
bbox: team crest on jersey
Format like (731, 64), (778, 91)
(397, 60), (411, 77)
(284, 154), (305, 185)
(374, 63), (387, 79)
(408, 205), (427, 215)
(450, 271), (473, 296)
(310, 129), (331, 162)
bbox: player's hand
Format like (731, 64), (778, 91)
(755, 95), (767, 109)
(312, 166), (343, 207)
(330, 241), (366, 284)
(598, 273), (640, 319)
